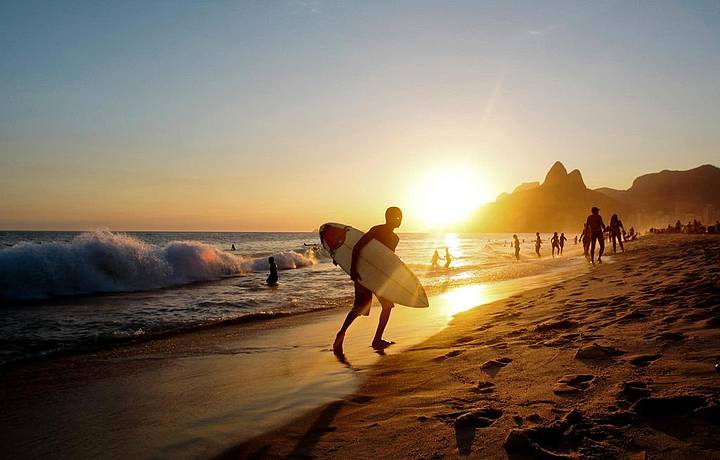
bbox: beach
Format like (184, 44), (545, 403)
(1, 234), (718, 459)
(0, 232), (587, 459)
(228, 234), (720, 459)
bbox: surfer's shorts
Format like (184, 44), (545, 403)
(352, 282), (393, 316)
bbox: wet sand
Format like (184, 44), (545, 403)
(0, 253), (587, 459)
(228, 234), (720, 459)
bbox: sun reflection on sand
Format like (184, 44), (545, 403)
(435, 284), (491, 318)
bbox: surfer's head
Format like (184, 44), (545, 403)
(385, 206), (402, 228)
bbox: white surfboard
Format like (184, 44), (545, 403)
(319, 223), (429, 308)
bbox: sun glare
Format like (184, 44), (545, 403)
(408, 168), (494, 230)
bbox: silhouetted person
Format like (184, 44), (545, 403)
(586, 207), (606, 264)
(551, 232), (560, 256)
(559, 233), (567, 255)
(430, 250), (441, 268)
(513, 234), (520, 261)
(266, 257), (278, 285)
(579, 223), (590, 257)
(535, 232), (542, 257)
(609, 214), (624, 253)
(443, 247), (453, 268)
(574, 235), (578, 245)
(231, 244), (236, 251)
(334, 207), (402, 354)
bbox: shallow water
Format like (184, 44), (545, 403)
(0, 230), (584, 366)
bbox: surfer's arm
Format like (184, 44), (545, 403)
(350, 231), (374, 280)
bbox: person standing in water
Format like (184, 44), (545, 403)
(513, 234), (520, 261)
(609, 214), (624, 253)
(535, 232), (542, 257)
(430, 250), (441, 268)
(443, 247), (453, 268)
(559, 233), (567, 255)
(266, 257), (278, 285)
(586, 206), (606, 264)
(551, 232), (560, 257)
(333, 207), (402, 353)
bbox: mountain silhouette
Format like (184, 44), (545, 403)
(596, 164), (720, 228)
(467, 161), (629, 232)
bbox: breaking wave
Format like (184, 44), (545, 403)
(0, 231), (317, 300)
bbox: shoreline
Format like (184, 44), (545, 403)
(0, 249), (590, 459)
(226, 234), (720, 459)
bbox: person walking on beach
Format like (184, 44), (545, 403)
(333, 207), (402, 353)
(551, 232), (560, 257)
(574, 235), (578, 245)
(444, 247), (453, 268)
(266, 257), (278, 285)
(609, 214), (624, 253)
(513, 234), (520, 261)
(559, 233), (567, 255)
(586, 207), (606, 264)
(535, 232), (542, 257)
(430, 250), (441, 268)
(579, 223), (590, 257)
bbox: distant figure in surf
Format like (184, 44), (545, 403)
(535, 232), (542, 257)
(586, 207), (606, 264)
(231, 244), (236, 251)
(574, 235), (578, 245)
(513, 234), (520, 261)
(266, 257), (278, 285)
(551, 232), (560, 257)
(430, 250), (441, 268)
(609, 214), (624, 253)
(443, 247), (453, 268)
(559, 233), (567, 255)
(333, 207), (402, 354)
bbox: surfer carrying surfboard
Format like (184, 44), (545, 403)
(333, 207), (403, 353)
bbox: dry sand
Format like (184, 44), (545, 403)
(225, 235), (720, 459)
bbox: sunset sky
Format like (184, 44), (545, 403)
(2, 1), (719, 231)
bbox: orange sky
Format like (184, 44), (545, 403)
(2, 2), (719, 232)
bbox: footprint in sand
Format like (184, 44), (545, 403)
(628, 353), (662, 367)
(618, 310), (647, 322)
(632, 395), (708, 417)
(618, 381), (651, 402)
(475, 381), (496, 394)
(654, 331), (685, 342)
(574, 343), (624, 360)
(433, 349), (465, 361)
(454, 336), (474, 345)
(480, 357), (513, 369)
(553, 374), (595, 394)
(453, 406), (503, 429)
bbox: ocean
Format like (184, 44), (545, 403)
(0, 230), (582, 367)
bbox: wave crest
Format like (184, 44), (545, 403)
(0, 231), (317, 300)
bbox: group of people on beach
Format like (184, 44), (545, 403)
(649, 219), (719, 235)
(513, 208), (630, 264)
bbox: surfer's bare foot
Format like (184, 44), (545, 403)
(371, 339), (395, 350)
(333, 333), (345, 354)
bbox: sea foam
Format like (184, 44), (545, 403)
(0, 231), (317, 300)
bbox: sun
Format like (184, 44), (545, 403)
(407, 167), (494, 230)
